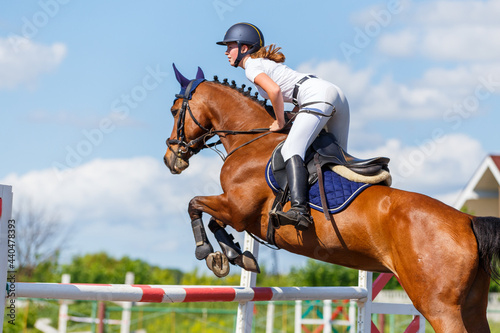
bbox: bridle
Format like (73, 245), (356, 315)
(166, 79), (214, 156)
(166, 79), (273, 161)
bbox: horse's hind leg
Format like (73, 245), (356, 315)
(393, 226), (481, 332)
(422, 266), (490, 332)
(400, 258), (479, 332)
(462, 267), (491, 332)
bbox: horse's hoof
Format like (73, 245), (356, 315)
(233, 250), (261, 273)
(195, 242), (214, 260)
(206, 251), (230, 278)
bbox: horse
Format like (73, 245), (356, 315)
(163, 65), (500, 332)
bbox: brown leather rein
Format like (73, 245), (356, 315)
(166, 80), (273, 161)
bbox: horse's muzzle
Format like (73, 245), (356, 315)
(164, 148), (190, 174)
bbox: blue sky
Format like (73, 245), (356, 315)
(1, 0), (500, 276)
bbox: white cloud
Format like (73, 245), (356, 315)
(376, 0), (500, 61)
(297, 58), (500, 125)
(379, 26), (500, 61)
(377, 30), (417, 57)
(413, 0), (500, 26)
(0, 36), (66, 89)
(297, 60), (450, 120)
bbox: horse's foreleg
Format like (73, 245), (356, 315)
(188, 194), (258, 277)
(190, 217), (214, 260)
(188, 194), (230, 257)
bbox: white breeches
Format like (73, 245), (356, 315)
(281, 79), (350, 161)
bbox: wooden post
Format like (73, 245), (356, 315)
(97, 302), (106, 333)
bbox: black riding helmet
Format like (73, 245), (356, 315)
(216, 22), (264, 67)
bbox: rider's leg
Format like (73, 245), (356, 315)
(278, 112), (327, 230)
(278, 84), (346, 230)
(276, 154), (313, 230)
(323, 86), (350, 151)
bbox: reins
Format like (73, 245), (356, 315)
(166, 79), (293, 161)
(166, 99), (273, 161)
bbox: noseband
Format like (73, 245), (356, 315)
(166, 79), (273, 161)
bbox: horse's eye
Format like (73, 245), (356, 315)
(171, 108), (179, 117)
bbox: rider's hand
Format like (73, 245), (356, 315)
(269, 120), (285, 132)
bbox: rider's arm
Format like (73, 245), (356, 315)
(254, 73), (285, 131)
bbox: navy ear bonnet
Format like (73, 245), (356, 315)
(173, 63), (205, 100)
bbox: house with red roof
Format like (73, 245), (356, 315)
(454, 155), (500, 217)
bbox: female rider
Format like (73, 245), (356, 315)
(217, 22), (350, 231)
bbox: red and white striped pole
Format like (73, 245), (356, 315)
(11, 282), (369, 303)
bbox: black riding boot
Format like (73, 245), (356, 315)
(276, 155), (313, 230)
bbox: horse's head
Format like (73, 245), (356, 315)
(164, 64), (213, 174)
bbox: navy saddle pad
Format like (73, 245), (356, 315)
(265, 160), (372, 214)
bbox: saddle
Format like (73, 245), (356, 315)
(266, 131), (391, 247)
(270, 131), (391, 191)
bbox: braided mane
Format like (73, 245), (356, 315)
(212, 76), (276, 118)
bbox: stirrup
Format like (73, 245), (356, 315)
(275, 208), (313, 231)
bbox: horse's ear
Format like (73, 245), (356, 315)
(172, 63), (190, 88)
(196, 67), (205, 80)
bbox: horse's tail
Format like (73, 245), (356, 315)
(471, 216), (500, 282)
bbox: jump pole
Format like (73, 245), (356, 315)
(0, 185), (13, 323)
(10, 283), (368, 304)
(236, 230), (259, 333)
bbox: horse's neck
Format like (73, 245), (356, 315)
(204, 84), (274, 151)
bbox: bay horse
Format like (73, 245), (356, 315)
(163, 66), (500, 332)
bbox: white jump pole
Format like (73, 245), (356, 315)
(0, 185), (13, 325)
(356, 270), (371, 332)
(58, 274), (71, 333)
(10, 283), (369, 303)
(120, 271), (134, 333)
(265, 301), (275, 333)
(235, 231), (259, 333)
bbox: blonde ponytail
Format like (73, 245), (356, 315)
(250, 44), (285, 63)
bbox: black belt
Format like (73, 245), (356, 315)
(292, 75), (317, 106)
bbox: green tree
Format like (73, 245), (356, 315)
(289, 259), (359, 286)
(62, 252), (183, 284)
